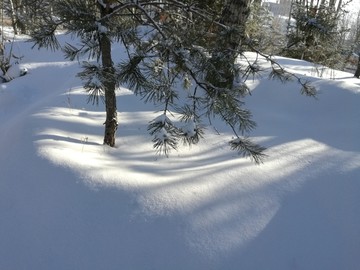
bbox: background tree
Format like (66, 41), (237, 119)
(285, 0), (350, 70)
(350, 11), (360, 78)
(355, 57), (360, 78)
(3, 0), (54, 34)
(246, 0), (286, 54)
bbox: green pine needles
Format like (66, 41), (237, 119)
(27, 0), (318, 164)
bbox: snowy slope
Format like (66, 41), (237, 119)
(0, 33), (359, 270)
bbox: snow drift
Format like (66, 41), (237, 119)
(0, 33), (359, 270)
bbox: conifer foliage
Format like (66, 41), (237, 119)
(29, 0), (304, 163)
(286, 0), (349, 69)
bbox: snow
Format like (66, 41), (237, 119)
(96, 22), (108, 34)
(2, 62), (28, 81)
(1, 32), (360, 270)
(182, 119), (197, 137)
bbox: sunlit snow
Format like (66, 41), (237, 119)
(0, 29), (359, 270)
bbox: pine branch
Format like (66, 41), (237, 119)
(247, 46), (318, 98)
(268, 66), (294, 83)
(148, 114), (179, 156)
(63, 43), (84, 61)
(86, 87), (105, 105)
(77, 62), (104, 105)
(29, 24), (61, 51)
(299, 80), (318, 98)
(204, 85), (256, 135)
(229, 137), (267, 164)
(177, 104), (204, 146)
(117, 55), (149, 94)
(242, 61), (264, 81)
(180, 119), (204, 146)
(133, 2), (167, 39)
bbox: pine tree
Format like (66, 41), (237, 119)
(2, 0), (52, 35)
(245, 1), (287, 54)
(285, 0), (349, 69)
(28, 0), (316, 163)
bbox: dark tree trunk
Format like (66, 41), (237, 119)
(99, 1), (118, 147)
(219, 0), (251, 57)
(355, 58), (360, 78)
(207, 0), (251, 89)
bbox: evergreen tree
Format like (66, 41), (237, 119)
(285, 0), (349, 69)
(28, 0), (316, 163)
(3, 0), (53, 34)
(246, 1), (286, 54)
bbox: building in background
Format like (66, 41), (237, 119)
(263, 0), (292, 17)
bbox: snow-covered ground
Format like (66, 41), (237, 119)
(1, 32), (359, 270)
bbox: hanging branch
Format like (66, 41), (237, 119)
(247, 42), (318, 98)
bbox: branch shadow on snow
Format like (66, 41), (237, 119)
(34, 78), (359, 268)
(3, 54), (359, 269)
(35, 134), (101, 146)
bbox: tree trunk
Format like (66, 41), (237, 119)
(207, 0), (251, 89)
(220, 0), (250, 51)
(99, 1), (118, 147)
(8, 0), (18, 35)
(336, 0), (342, 14)
(355, 58), (360, 78)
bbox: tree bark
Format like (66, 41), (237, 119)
(220, 0), (250, 50)
(355, 58), (360, 78)
(8, 0), (18, 35)
(207, 0), (251, 89)
(336, 0), (342, 14)
(99, 1), (118, 147)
